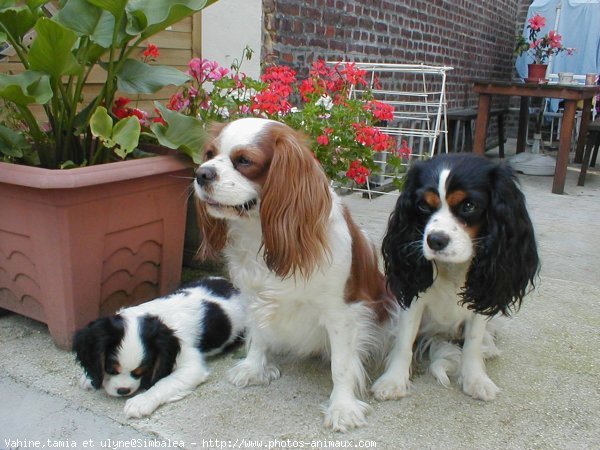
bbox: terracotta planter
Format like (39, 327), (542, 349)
(526, 63), (549, 84)
(0, 153), (193, 349)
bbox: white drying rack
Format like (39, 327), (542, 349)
(327, 62), (453, 197)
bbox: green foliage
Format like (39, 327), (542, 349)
(90, 106), (141, 159)
(0, 0), (213, 168)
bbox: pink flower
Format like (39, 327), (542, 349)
(187, 58), (205, 82)
(397, 140), (412, 159)
(548, 30), (563, 48)
(528, 14), (546, 31)
(187, 58), (228, 83)
(188, 86), (199, 99)
(209, 66), (229, 81)
(167, 93), (188, 111)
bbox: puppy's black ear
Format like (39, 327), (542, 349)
(463, 163), (539, 315)
(382, 163), (434, 309)
(72, 316), (125, 389)
(139, 316), (181, 390)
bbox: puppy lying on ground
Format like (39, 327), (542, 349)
(73, 277), (246, 418)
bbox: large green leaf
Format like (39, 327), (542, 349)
(0, 123), (31, 157)
(86, 0), (128, 19)
(150, 102), (205, 163)
(126, 0), (215, 38)
(0, 71), (52, 105)
(28, 18), (79, 78)
(0, 5), (37, 42)
(90, 106), (113, 143)
(116, 59), (190, 94)
(111, 115), (140, 158)
(90, 106), (140, 159)
(25, 0), (50, 10)
(54, 0), (118, 48)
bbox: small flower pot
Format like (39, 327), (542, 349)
(0, 153), (192, 349)
(526, 64), (549, 84)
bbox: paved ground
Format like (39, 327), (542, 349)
(1, 142), (599, 449)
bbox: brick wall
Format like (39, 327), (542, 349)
(263, 0), (524, 111)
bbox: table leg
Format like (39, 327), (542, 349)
(552, 100), (577, 194)
(473, 94), (491, 155)
(516, 96), (529, 153)
(497, 113), (505, 158)
(574, 98), (593, 163)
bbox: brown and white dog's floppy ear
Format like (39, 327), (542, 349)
(260, 127), (332, 279)
(195, 122), (229, 262)
(195, 197), (228, 261)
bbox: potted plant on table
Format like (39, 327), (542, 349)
(0, 0), (214, 349)
(515, 13), (574, 83)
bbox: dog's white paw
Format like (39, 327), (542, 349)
(124, 393), (160, 418)
(323, 399), (371, 432)
(461, 373), (499, 401)
(79, 374), (95, 391)
(371, 372), (411, 401)
(227, 359), (280, 387)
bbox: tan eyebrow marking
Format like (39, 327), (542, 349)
(447, 190), (468, 208)
(424, 191), (441, 209)
(131, 367), (146, 377)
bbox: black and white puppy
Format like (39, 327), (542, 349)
(372, 153), (539, 401)
(73, 277), (246, 418)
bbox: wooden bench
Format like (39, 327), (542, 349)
(447, 107), (508, 157)
(577, 116), (600, 186)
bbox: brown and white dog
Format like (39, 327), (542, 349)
(193, 118), (393, 431)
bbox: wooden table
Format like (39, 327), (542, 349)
(472, 80), (600, 194)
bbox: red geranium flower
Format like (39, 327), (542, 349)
(363, 101), (395, 122)
(316, 134), (329, 146)
(346, 160), (370, 185)
(143, 44), (160, 61)
(353, 123), (393, 152)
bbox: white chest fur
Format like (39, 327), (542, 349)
(419, 262), (475, 337)
(224, 201), (354, 357)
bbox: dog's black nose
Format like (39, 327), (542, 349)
(117, 387), (131, 396)
(427, 232), (450, 251)
(195, 166), (217, 186)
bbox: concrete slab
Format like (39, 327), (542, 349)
(1, 145), (599, 449)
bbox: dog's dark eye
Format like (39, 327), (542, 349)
(417, 200), (432, 213)
(130, 367), (146, 379)
(235, 155), (252, 166)
(105, 366), (120, 376)
(204, 149), (214, 161)
(461, 200), (478, 214)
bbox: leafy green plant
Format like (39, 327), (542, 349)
(0, 0), (216, 169)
